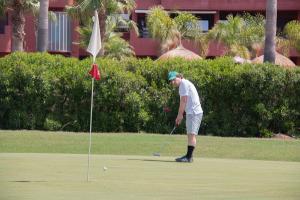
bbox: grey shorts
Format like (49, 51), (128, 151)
(186, 113), (203, 135)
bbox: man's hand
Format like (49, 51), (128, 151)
(176, 96), (187, 126)
(175, 113), (183, 126)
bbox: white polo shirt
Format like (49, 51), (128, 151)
(179, 79), (203, 115)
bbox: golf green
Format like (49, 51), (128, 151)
(0, 153), (299, 200)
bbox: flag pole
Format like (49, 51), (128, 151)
(87, 76), (95, 182)
(86, 9), (101, 182)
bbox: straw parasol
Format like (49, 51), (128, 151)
(158, 45), (202, 61)
(252, 52), (296, 68)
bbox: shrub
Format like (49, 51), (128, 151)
(0, 52), (299, 137)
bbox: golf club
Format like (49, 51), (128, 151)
(153, 126), (177, 156)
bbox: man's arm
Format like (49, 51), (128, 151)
(176, 96), (187, 125)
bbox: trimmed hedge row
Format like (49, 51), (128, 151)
(0, 52), (299, 137)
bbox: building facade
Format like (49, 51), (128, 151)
(0, 0), (300, 64)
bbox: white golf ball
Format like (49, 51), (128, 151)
(103, 166), (108, 171)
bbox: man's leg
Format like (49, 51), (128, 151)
(186, 134), (196, 159)
(175, 114), (201, 162)
(188, 134), (196, 146)
(175, 134), (195, 162)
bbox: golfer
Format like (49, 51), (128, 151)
(168, 71), (203, 162)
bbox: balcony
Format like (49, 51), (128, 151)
(136, 0), (162, 10)
(130, 31), (226, 58)
(49, 0), (74, 8)
(160, 0), (300, 11)
(130, 36), (160, 57)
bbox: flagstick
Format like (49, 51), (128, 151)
(87, 77), (95, 182)
(86, 9), (101, 182)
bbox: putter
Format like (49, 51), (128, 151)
(153, 126), (177, 156)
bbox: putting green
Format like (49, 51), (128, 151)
(0, 153), (299, 200)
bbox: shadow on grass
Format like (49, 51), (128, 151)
(9, 180), (48, 183)
(128, 158), (175, 163)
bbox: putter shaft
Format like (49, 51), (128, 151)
(152, 126), (176, 156)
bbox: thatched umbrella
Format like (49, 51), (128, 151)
(252, 52), (296, 68)
(158, 45), (202, 61)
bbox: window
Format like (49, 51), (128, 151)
(48, 12), (71, 52)
(116, 14), (130, 32)
(195, 14), (214, 31)
(137, 14), (149, 38)
(0, 14), (8, 34)
(277, 11), (298, 32)
(198, 20), (209, 32)
(0, 19), (5, 34)
(180, 13), (214, 32)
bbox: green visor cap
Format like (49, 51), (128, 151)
(168, 71), (178, 81)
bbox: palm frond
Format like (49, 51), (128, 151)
(105, 35), (135, 60)
(127, 20), (139, 36)
(284, 20), (300, 40)
(208, 13), (266, 58)
(240, 13), (265, 50)
(284, 20), (300, 53)
(65, 5), (83, 20)
(0, 0), (10, 16)
(76, 25), (92, 48)
(196, 33), (210, 58)
(109, 14), (139, 36)
(174, 12), (200, 39)
(77, 12), (135, 59)
(111, 0), (136, 14)
(147, 6), (175, 41)
(276, 36), (291, 57)
(120, 0), (136, 12)
(161, 30), (181, 52)
(23, 0), (39, 14)
(48, 11), (57, 22)
(66, 0), (102, 22)
(229, 44), (251, 59)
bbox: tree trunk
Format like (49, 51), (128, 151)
(98, 7), (106, 56)
(264, 0), (277, 63)
(11, 0), (25, 52)
(37, 0), (49, 52)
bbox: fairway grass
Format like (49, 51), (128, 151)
(0, 130), (300, 162)
(0, 153), (300, 200)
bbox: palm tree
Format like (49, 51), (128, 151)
(0, 0), (39, 51)
(37, 0), (49, 52)
(146, 6), (174, 45)
(196, 34), (210, 58)
(275, 20), (300, 58)
(264, 0), (277, 63)
(283, 20), (300, 53)
(66, 0), (136, 56)
(208, 14), (265, 59)
(146, 6), (203, 54)
(77, 14), (137, 59)
(104, 36), (135, 60)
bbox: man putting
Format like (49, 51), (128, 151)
(168, 71), (203, 163)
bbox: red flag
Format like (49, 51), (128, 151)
(89, 64), (101, 80)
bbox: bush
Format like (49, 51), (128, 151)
(0, 52), (299, 137)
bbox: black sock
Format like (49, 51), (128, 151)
(186, 146), (195, 159)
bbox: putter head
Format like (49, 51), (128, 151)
(153, 152), (160, 156)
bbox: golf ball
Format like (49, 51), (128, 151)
(103, 166), (108, 171)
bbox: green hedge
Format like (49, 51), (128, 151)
(0, 52), (299, 137)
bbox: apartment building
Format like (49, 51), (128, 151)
(0, 0), (299, 64)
